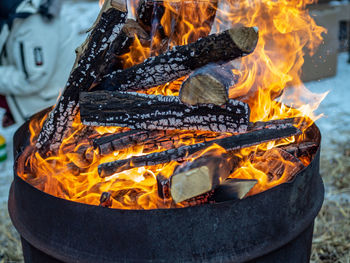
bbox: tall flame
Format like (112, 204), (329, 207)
(19, 0), (327, 209)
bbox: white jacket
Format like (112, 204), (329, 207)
(0, 2), (78, 124)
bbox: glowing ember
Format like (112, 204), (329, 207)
(18, 0), (327, 209)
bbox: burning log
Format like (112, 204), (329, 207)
(93, 118), (298, 155)
(136, 0), (165, 36)
(99, 192), (113, 207)
(99, 26), (259, 91)
(136, 0), (218, 55)
(179, 63), (236, 106)
(169, 148), (240, 203)
(156, 174), (171, 200)
(212, 179), (258, 203)
(93, 129), (222, 155)
(93, 130), (152, 154)
(80, 91), (250, 133)
(93, 19), (150, 86)
(280, 142), (318, 159)
(251, 148), (305, 182)
(181, 191), (214, 207)
(36, 0), (128, 154)
(248, 118), (297, 130)
(98, 124), (301, 177)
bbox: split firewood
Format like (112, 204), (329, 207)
(157, 174), (214, 206)
(98, 26), (259, 91)
(251, 148), (305, 182)
(93, 118), (297, 155)
(280, 142), (318, 159)
(98, 124), (301, 177)
(156, 174), (171, 200)
(136, 0), (218, 55)
(99, 192), (113, 207)
(136, 0), (166, 36)
(93, 130), (151, 154)
(181, 191), (215, 207)
(248, 118), (298, 130)
(94, 129), (222, 155)
(169, 148), (240, 203)
(211, 178), (258, 203)
(35, 0), (128, 154)
(80, 91), (250, 133)
(92, 18), (150, 87)
(179, 63), (237, 106)
(136, 0), (169, 56)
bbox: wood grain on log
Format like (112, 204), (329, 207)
(36, 0), (128, 154)
(99, 26), (259, 91)
(80, 91), (250, 133)
(179, 63), (237, 106)
(170, 148), (240, 203)
(98, 124), (301, 177)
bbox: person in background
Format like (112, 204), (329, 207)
(0, 0), (79, 125)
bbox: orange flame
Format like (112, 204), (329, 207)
(18, 0), (327, 209)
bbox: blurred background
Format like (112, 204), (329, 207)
(0, 0), (349, 262)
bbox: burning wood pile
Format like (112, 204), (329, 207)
(18, 0), (326, 209)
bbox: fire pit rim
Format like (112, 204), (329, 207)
(8, 151), (324, 263)
(8, 109), (324, 263)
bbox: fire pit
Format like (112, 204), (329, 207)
(9, 112), (323, 262)
(8, 0), (327, 262)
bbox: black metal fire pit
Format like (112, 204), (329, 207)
(8, 110), (324, 263)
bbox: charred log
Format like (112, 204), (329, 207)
(248, 118), (298, 131)
(136, 0), (165, 36)
(93, 119), (297, 155)
(169, 149), (240, 203)
(99, 192), (113, 207)
(99, 26), (259, 91)
(211, 178), (258, 203)
(80, 91), (250, 133)
(36, 0), (128, 154)
(179, 63), (237, 106)
(93, 18), (150, 87)
(280, 142), (318, 159)
(181, 191), (214, 207)
(156, 174), (171, 200)
(94, 129), (224, 155)
(251, 148), (305, 182)
(98, 124), (301, 177)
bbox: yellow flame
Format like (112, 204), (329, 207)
(19, 0), (327, 209)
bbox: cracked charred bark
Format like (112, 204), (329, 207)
(99, 27), (259, 91)
(80, 91), (250, 133)
(35, 0), (128, 154)
(98, 124), (301, 177)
